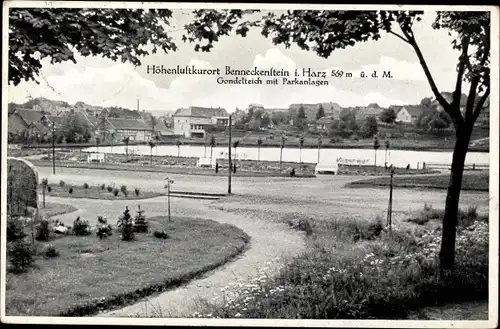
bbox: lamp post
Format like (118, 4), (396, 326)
(164, 177), (174, 222)
(228, 115), (232, 195)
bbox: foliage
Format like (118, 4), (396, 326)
(73, 216), (91, 236)
(35, 219), (50, 241)
(96, 216), (113, 239)
(337, 109), (359, 137)
(100, 184), (106, 190)
(9, 8), (177, 85)
(153, 230), (169, 239)
(58, 113), (92, 143)
(379, 108), (397, 123)
(7, 240), (34, 274)
(120, 185), (128, 196)
(47, 186), (52, 193)
(360, 116), (379, 138)
(7, 214), (27, 242)
(42, 244), (60, 258)
(193, 217), (487, 319)
(107, 185), (113, 193)
(118, 206), (135, 241)
(133, 205), (149, 233)
(68, 187), (74, 194)
(83, 182), (89, 189)
(59, 180), (66, 187)
(316, 104), (326, 120)
(134, 188), (140, 196)
(113, 188), (119, 197)
(7, 159), (38, 215)
(373, 136), (381, 150)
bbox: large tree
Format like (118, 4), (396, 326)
(182, 9), (491, 271)
(8, 8), (177, 86)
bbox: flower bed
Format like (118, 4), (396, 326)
(191, 210), (488, 319)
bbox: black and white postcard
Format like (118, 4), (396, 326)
(1, 2), (498, 328)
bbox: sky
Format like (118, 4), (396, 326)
(8, 9), (471, 114)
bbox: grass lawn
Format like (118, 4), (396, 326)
(39, 202), (78, 218)
(337, 165), (437, 176)
(43, 183), (164, 200)
(348, 172), (489, 191)
(5, 217), (250, 316)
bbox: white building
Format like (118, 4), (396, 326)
(173, 106), (230, 138)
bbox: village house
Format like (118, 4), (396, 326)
(316, 116), (336, 131)
(393, 105), (436, 125)
(94, 117), (153, 142)
(173, 106), (230, 138)
(353, 103), (385, 123)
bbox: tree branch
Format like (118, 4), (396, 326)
(472, 87), (490, 124)
(400, 23), (462, 127)
(453, 37), (469, 109)
(388, 30), (409, 43)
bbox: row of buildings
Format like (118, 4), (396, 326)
(8, 92), (490, 144)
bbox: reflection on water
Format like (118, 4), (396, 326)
(82, 144), (489, 169)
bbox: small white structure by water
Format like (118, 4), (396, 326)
(88, 153), (106, 163)
(196, 157), (215, 168)
(315, 162), (339, 175)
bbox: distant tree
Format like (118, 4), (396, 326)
(299, 134), (305, 169)
(295, 105), (307, 130)
(379, 108), (397, 123)
(248, 117), (262, 131)
(176, 140), (182, 158)
(209, 135), (216, 163)
(261, 113), (271, 127)
(148, 139), (156, 166)
(123, 136), (130, 162)
(373, 136), (381, 169)
(279, 134), (286, 171)
(271, 111), (290, 126)
(8, 8), (177, 86)
(316, 104), (325, 120)
(337, 109), (358, 137)
(317, 134), (323, 163)
(360, 116), (379, 138)
(150, 116), (158, 134)
(420, 97), (433, 108)
(59, 113), (92, 143)
(384, 139), (390, 166)
(233, 140), (240, 165)
(257, 136), (263, 163)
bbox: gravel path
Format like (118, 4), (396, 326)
(38, 167), (490, 318)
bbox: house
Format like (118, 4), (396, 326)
(95, 117), (153, 142)
(316, 116), (336, 131)
(353, 104), (385, 123)
(395, 105), (436, 124)
(7, 110), (29, 136)
(173, 106), (230, 138)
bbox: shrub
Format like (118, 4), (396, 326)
(47, 186), (52, 192)
(120, 185), (128, 194)
(117, 206), (135, 241)
(68, 187), (74, 194)
(113, 188), (119, 197)
(73, 217), (91, 236)
(96, 216), (112, 239)
(100, 184), (106, 190)
(42, 244), (60, 258)
(297, 218), (313, 235)
(35, 219), (50, 241)
(153, 230), (169, 239)
(107, 185), (113, 192)
(7, 240), (34, 273)
(133, 205), (148, 233)
(7, 214), (26, 242)
(59, 180), (66, 187)
(134, 188), (140, 196)
(83, 182), (89, 189)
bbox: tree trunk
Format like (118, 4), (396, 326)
(439, 126), (472, 271)
(299, 147), (302, 169)
(280, 148), (283, 171)
(42, 189), (46, 208)
(374, 150), (377, 171)
(126, 144), (129, 162)
(150, 149), (153, 166)
(258, 146), (260, 163)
